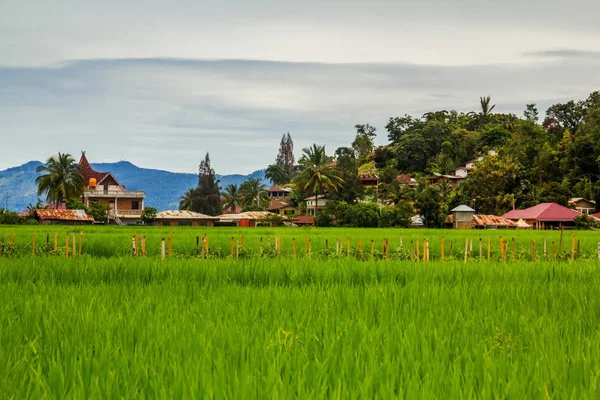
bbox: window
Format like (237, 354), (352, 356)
(132, 201), (140, 210)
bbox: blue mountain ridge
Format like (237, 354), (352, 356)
(0, 161), (267, 212)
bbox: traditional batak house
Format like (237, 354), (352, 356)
(502, 203), (582, 230)
(78, 152), (146, 225)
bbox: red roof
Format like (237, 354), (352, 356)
(35, 209), (94, 222)
(594, 212), (600, 218)
(502, 203), (581, 222)
(293, 216), (314, 225)
(266, 199), (293, 211)
(79, 151), (108, 183)
(268, 186), (291, 192)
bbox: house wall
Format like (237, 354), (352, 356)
(453, 211), (474, 229)
(279, 207), (298, 216)
(573, 200), (595, 214)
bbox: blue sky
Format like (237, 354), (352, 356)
(1, 0), (600, 174)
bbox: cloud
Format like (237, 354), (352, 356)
(525, 49), (600, 59)
(0, 56), (599, 174)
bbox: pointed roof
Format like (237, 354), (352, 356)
(451, 205), (475, 212)
(502, 203), (581, 222)
(78, 151), (109, 183)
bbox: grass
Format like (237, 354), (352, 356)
(1, 227), (599, 398)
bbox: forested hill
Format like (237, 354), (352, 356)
(0, 161), (266, 212)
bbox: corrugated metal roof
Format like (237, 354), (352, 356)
(266, 200), (293, 211)
(156, 210), (217, 219)
(502, 203), (581, 222)
(473, 215), (515, 226)
(35, 209), (94, 221)
(268, 186), (292, 192)
(293, 216), (314, 225)
(451, 205), (475, 212)
(216, 211), (273, 220)
(304, 195), (328, 201)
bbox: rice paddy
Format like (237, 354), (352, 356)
(1, 226), (599, 398)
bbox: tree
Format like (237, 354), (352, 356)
(141, 207), (158, 224)
(352, 124), (377, 160)
(414, 186), (443, 228)
(221, 184), (243, 213)
(275, 132), (295, 177)
(380, 201), (413, 228)
(35, 152), (84, 206)
(195, 153), (222, 216)
(179, 187), (199, 211)
(480, 96), (496, 116)
(264, 164), (290, 186)
(523, 104), (539, 122)
(294, 144), (343, 224)
(240, 178), (269, 208)
(89, 201), (110, 223)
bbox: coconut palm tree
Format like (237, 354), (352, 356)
(35, 153), (83, 207)
(264, 164), (290, 186)
(480, 96), (496, 116)
(179, 187), (199, 210)
(221, 184), (243, 213)
(293, 144), (343, 222)
(240, 178), (269, 208)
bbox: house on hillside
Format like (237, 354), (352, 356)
(34, 209), (94, 225)
(358, 174), (379, 188)
(266, 199), (299, 217)
(502, 203), (582, 230)
(429, 173), (463, 188)
(268, 186), (292, 199)
(569, 198), (596, 215)
(305, 195), (329, 216)
(79, 152), (146, 225)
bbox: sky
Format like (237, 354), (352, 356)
(1, 0), (600, 174)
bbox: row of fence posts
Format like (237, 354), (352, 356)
(1, 230), (599, 261)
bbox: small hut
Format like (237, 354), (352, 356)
(451, 205), (475, 229)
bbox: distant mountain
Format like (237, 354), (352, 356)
(0, 161), (267, 212)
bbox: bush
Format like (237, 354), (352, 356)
(89, 201), (110, 223)
(141, 207), (158, 224)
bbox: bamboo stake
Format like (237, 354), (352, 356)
(168, 233), (172, 256)
(499, 237), (503, 262)
(449, 241), (453, 258)
(260, 236), (263, 255)
(346, 237), (350, 257)
(196, 236), (200, 255)
(543, 237), (547, 259)
(370, 239), (375, 259)
(230, 236), (235, 257)
(464, 238), (468, 263)
(424, 239), (429, 262)
(241, 234), (245, 247)
(276, 236), (281, 256)
(65, 233), (69, 259)
(531, 240), (536, 262)
(293, 238), (297, 260)
(571, 234), (575, 261)
(161, 238), (165, 259)
(54, 232), (58, 255)
(201, 235), (206, 259)
(236, 239), (239, 259)
(336, 238), (340, 256)
(384, 238), (389, 260)
(358, 238), (363, 259)
(132, 235), (137, 256)
(470, 238), (473, 258)
(487, 237), (491, 261)
(142, 235), (146, 256)
(79, 230), (83, 256)
(325, 239), (328, 253)
(134, 233), (139, 257)
(410, 240), (414, 261)
(597, 242), (600, 262)
(308, 239), (312, 260)
(559, 227), (563, 257)
(400, 235), (403, 251)
(441, 236), (445, 260)
(32, 233), (36, 257)
(204, 235), (209, 258)
(479, 238), (483, 260)
(72, 232), (76, 257)
(576, 240), (580, 259)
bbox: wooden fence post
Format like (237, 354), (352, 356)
(9, 232), (14, 256)
(134, 233), (139, 256)
(260, 236), (263, 255)
(400, 235), (403, 251)
(161, 238), (166, 259)
(132, 235), (137, 256)
(358, 238), (363, 259)
(487, 237), (491, 261)
(597, 242), (600, 262)
(54, 232), (58, 255)
(0, 237), (4, 257)
(384, 238), (389, 260)
(441, 236), (445, 260)
(464, 238), (468, 263)
(336, 238), (340, 256)
(204, 235), (209, 258)
(79, 230), (83, 256)
(424, 239), (429, 262)
(543, 238), (547, 259)
(72, 232), (76, 257)
(65, 233), (69, 259)
(325, 239), (328, 253)
(196, 236), (200, 255)
(479, 238), (483, 260)
(559, 227), (564, 257)
(410, 240), (414, 261)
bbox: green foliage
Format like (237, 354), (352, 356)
(89, 201), (110, 223)
(380, 201), (413, 228)
(259, 213), (284, 227)
(574, 214), (596, 230)
(66, 199), (90, 212)
(275, 132), (295, 177)
(240, 178), (269, 208)
(141, 207), (158, 223)
(35, 152), (83, 205)
(415, 186), (443, 228)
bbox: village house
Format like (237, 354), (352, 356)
(268, 186), (292, 199)
(79, 152), (146, 225)
(266, 199), (299, 218)
(502, 203), (582, 230)
(214, 211), (274, 227)
(305, 195), (329, 216)
(568, 198), (596, 215)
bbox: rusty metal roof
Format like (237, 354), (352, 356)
(216, 211), (273, 220)
(473, 215), (515, 226)
(35, 209), (94, 221)
(156, 210), (217, 219)
(266, 200), (294, 211)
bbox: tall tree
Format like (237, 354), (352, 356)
(294, 144), (343, 223)
(35, 153), (84, 206)
(193, 153), (222, 216)
(264, 164), (290, 186)
(352, 124), (377, 160)
(480, 96), (496, 116)
(221, 184), (243, 213)
(240, 178), (269, 208)
(275, 132), (295, 177)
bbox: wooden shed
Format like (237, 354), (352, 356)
(451, 205), (475, 229)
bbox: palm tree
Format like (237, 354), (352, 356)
(437, 181), (453, 203)
(35, 153), (83, 207)
(480, 96), (496, 116)
(264, 164), (290, 186)
(221, 184), (243, 213)
(293, 144), (343, 221)
(179, 187), (199, 210)
(240, 178), (269, 207)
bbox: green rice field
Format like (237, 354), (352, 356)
(1, 226), (599, 398)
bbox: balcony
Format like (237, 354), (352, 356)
(114, 210), (143, 218)
(84, 190), (145, 199)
